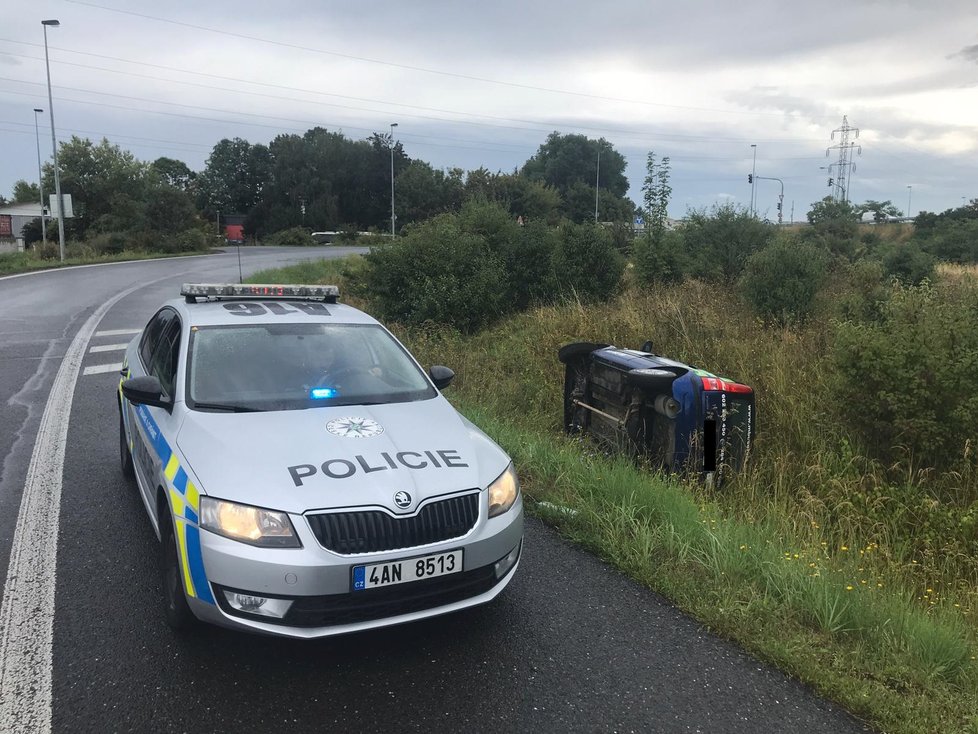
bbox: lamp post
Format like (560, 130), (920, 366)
(749, 144), (757, 217)
(594, 146), (600, 223)
(42, 19), (65, 262)
(389, 123), (398, 237)
(906, 185), (912, 220)
(32, 107), (47, 247)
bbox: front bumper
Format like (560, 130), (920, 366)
(189, 493), (523, 638)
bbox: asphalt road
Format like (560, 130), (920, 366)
(0, 248), (870, 733)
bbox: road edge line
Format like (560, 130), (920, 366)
(0, 280), (149, 734)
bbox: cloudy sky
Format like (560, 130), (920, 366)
(2, 0), (977, 219)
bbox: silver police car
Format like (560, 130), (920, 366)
(118, 283), (523, 638)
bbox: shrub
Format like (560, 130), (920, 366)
(551, 223), (625, 301)
(633, 229), (687, 285)
(878, 240), (935, 285)
(264, 227), (317, 247)
(85, 231), (129, 255)
(916, 218), (978, 264)
(831, 280), (978, 466)
(362, 214), (507, 332)
(172, 229), (209, 252)
(740, 237), (828, 324)
(682, 204), (776, 281)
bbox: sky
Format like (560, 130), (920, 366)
(1, 0), (977, 219)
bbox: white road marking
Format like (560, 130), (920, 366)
(93, 329), (141, 338)
(89, 343), (128, 353)
(0, 279), (158, 734)
(82, 363), (124, 376)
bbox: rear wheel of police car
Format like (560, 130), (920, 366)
(119, 412), (135, 481)
(160, 507), (196, 631)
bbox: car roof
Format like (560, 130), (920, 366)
(164, 297), (382, 328)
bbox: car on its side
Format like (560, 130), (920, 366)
(558, 341), (755, 487)
(118, 283), (523, 638)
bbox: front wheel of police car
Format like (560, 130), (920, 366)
(160, 509), (196, 630)
(120, 283), (524, 639)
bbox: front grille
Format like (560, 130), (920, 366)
(278, 564), (501, 627)
(307, 492), (480, 554)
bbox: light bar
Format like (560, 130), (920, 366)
(181, 283), (339, 303)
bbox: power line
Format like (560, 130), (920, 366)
(59, 0), (836, 121)
(0, 44), (827, 146)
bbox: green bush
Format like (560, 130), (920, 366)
(682, 204), (776, 281)
(362, 214), (507, 332)
(633, 229), (687, 285)
(264, 227), (317, 247)
(916, 218), (978, 264)
(878, 240), (934, 285)
(740, 237), (828, 324)
(831, 280), (978, 466)
(172, 229), (209, 253)
(551, 223), (625, 301)
(85, 231), (130, 255)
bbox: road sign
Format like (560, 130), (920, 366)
(49, 194), (74, 219)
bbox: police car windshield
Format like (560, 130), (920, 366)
(187, 323), (436, 412)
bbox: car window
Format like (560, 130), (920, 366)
(149, 318), (181, 398)
(139, 308), (175, 369)
(187, 323), (436, 411)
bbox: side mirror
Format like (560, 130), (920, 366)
(121, 375), (171, 411)
(429, 365), (455, 390)
(640, 340), (654, 353)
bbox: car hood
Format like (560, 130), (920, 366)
(176, 397), (508, 515)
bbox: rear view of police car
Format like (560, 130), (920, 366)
(118, 283), (523, 638)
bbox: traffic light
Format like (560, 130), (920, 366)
(828, 178), (834, 186)
(747, 174), (753, 184)
(777, 202), (782, 211)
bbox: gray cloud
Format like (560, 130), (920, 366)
(954, 44), (978, 63)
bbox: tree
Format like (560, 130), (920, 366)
(150, 157), (194, 190)
(12, 180), (40, 203)
(807, 196), (860, 224)
(522, 132), (631, 223)
(683, 203), (776, 281)
(642, 151), (672, 242)
(42, 137), (149, 238)
(394, 161), (464, 228)
(857, 199), (901, 224)
(195, 137), (271, 217)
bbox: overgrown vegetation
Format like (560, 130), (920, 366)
(249, 233), (978, 731)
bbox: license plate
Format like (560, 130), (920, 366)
(352, 549), (463, 591)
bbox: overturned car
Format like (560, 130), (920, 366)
(558, 342), (755, 486)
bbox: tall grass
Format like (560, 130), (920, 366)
(251, 255), (978, 732)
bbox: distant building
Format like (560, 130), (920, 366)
(0, 202), (45, 253)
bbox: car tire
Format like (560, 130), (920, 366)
(160, 511), (197, 631)
(557, 341), (608, 365)
(625, 368), (680, 394)
(119, 411), (135, 481)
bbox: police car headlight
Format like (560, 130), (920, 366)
(199, 497), (301, 548)
(488, 463), (520, 518)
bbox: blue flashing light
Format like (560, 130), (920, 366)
(310, 387), (337, 399)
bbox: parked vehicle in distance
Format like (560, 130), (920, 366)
(558, 342), (755, 487)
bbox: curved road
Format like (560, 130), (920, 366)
(0, 248), (870, 733)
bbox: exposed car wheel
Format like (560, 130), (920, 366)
(625, 368), (680, 394)
(160, 511), (197, 631)
(557, 341), (608, 365)
(119, 411), (135, 481)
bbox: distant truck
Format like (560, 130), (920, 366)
(224, 224), (245, 244)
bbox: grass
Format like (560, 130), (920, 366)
(249, 254), (978, 733)
(0, 248), (213, 276)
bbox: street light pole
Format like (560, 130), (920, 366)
(389, 123), (398, 238)
(32, 107), (47, 248)
(42, 19), (65, 262)
(594, 147), (600, 223)
(750, 144), (757, 217)
(906, 185), (912, 220)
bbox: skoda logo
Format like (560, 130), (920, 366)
(393, 491), (412, 509)
(326, 417), (384, 438)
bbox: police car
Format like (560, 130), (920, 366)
(118, 283), (523, 638)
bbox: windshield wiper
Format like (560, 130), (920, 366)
(193, 402), (263, 413)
